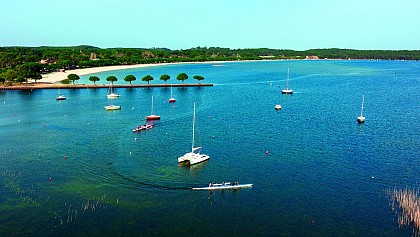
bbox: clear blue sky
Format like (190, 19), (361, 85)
(1, 0), (419, 50)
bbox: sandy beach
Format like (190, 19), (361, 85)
(38, 61), (225, 84)
(38, 63), (168, 83)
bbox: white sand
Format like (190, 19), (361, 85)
(38, 64), (165, 83)
(38, 61), (225, 83)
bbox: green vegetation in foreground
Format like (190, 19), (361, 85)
(1, 45), (419, 85)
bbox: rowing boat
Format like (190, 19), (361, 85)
(192, 183), (253, 191)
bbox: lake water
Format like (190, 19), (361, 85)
(0, 60), (419, 236)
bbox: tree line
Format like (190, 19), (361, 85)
(1, 45), (419, 84)
(66, 72), (204, 85)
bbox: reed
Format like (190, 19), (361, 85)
(386, 188), (420, 236)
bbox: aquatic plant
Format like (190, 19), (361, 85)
(386, 188), (420, 236)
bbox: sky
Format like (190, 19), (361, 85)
(0, 0), (419, 50)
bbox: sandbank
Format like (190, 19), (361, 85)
(37, 61), (225, 83)
(38, 64), (164, 83)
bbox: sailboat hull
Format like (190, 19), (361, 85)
(105, 105), (121, 110)
(281, 89), (293, 94)
(357, 116), (365, 123)
(146, 115), (160, 120)
(107, 93), (120, 98)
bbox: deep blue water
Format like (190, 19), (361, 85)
(0, 60), (419, 236)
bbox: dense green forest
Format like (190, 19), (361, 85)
(0, 45), (419, 83)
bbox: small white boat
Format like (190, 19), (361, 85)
(56, 88), (66, 100)
(56, 95), (66, 100)
(132, 124), (154, 132)
(169, 85), (176, 103)
(275, 104), (281, 110)
(146, 95), (160, 120)
(357, 95), (365, 123)
(281, 68), (293, 94)
(105, 104), (121, 110)
(178, 103), (210, 166)
(193, 183), (253, 191)
(107, 83), (120, 98)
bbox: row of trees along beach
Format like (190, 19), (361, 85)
(66, 73), (204, 85)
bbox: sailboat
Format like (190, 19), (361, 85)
(281, 68), (293, 94)
(146, 95), (160, 120)
(107, 83), (120, 98)
(56, 88), (66, 100)
(357, 95), (365, 123)
(178, 102), (210, 166)
(169, 85), (176, 103)
(104, 104), (121, 110)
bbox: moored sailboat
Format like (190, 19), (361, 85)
(104, 104), (121, 110)
(107, 83), (120, 98)
(169, 85), (176, 103)
(56, 88), (66, 100)
(281, 68), (293, 94)
(146, 95), (160, 120)
(178, 102), (209, 166)
(357, 95), (365, 123)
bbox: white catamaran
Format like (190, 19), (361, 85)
(281, 68), (293, 94)
(357, 95), (365, 123)
(178, 102), (210, 166)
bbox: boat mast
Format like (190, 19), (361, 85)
(151, 95), (154, 115)
(286, 68), (290, 90)
(191, 102), (196, 152)
(360, 95), (364, 117)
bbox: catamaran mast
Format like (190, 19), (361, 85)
(191, 102), (196, 152)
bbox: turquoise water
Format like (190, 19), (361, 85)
(1, 60), (419, 236)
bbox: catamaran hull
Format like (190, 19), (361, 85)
(178, 153), (209, 166)
(193, 184), (253, 190)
